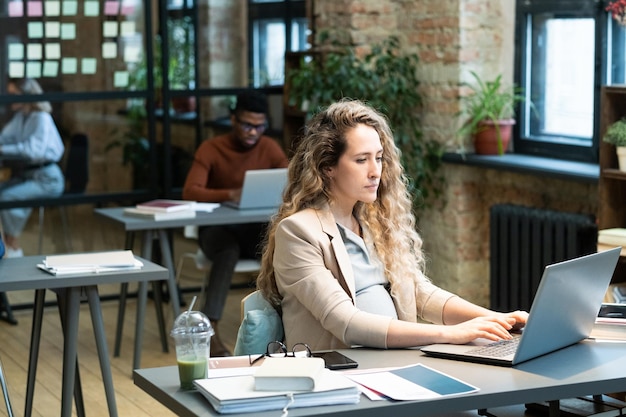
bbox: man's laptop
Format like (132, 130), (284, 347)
(421, 247), (622, 366)
(224, 168), (288, 210)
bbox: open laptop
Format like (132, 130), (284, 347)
(421, 247), (622, 366)
(224, 168), (288, 210)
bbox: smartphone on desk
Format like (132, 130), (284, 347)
(312, 351), (358, 370)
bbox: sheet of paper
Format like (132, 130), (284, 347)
(43, 61), (59, 77)
(46, 43), (61, 59)
(8, 2), (24, 17)
(26, 62), (42, 78)
(27, 43), (43, 60)
(44, 1), (61, 16)
(194, 203), (220, 212)
(8, 43), (24, 60)
(103, 21), (118, 37)
(81, 58), (97, 74)
(28, 22), (44, 38)
(113, 71), (129, 87)
(61, 57), (77, 74)
(62, 0), (78, 16)
(8, 62), (25, 78)
(84, 1), (99, 16)
(27, 1), (43, 16)
(60, 23), (76, 40)
(345, 363), (479, 401)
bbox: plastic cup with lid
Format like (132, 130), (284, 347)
(170, 309), (214, 390)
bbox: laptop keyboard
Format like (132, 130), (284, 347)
(466, 337), (520, 358)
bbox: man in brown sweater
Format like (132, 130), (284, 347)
(182, 91), (288, 356)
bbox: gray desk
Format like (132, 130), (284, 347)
(0, 255), (168, 417)
(134, 342), (626, 417)
(94, 206), (276, 370)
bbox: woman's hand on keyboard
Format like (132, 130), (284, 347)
(444, 316), (520, 344)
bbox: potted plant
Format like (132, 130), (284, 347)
(105, 103), (151, 189)
(457, 71), (527, 155)
(603, 117), (626, 172)
(286, 34), (444, 208)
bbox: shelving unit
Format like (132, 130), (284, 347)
(599, 85), (626, 283)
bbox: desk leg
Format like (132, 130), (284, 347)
(24, 289), (45, 417)
(86, 286), (118, 417)
(144, 231), (168, 353)
(157, 229), (181, 320)
(134, 280), (148, 372)
(113, 282), (128, 357)
(61, 288), (81, 417)
(114, 231), (136, 357)
(56, 290), (85, 417)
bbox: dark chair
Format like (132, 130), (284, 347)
(38, 133), (89, 253)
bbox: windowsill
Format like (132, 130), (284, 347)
(442, 152), (599, 183)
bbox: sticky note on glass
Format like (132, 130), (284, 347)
(103, 21), (118, 37)
(8, 43), (24, 60)
(81, 58), (97, 74)
(8, 1), (24, 17)
(46, 43), (61, 59)
(26, 61), (42, 78)
(84, 1), (99, 16)
(44, 1), (60, 16)
(28, 22), (44, 38)
(60, 23), (76, 40)
(62, 0), (77, 15)
(8, 62), (25, 78)
(27, 43), (43, 60)
(120, 3), (134, 15)
(123, 44), (141, 63)
(102, 42), (117, 59)
(27, 1), (43, 16)
(114, 71), (129, 87)
(45, 22), (61, 38)
(43, 61), (59, 77)
(104, 0), (119, 15)
(120, 21), (135, 36)
(61, 57), (78, 74)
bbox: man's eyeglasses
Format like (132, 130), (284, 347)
(249, 341), (312, 365)
(236, 117), (267, 133)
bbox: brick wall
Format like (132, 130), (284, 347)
(311, 0), (598, 307)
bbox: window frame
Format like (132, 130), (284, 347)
(248, 0), (307, 87)
(513, 0), (608, 163)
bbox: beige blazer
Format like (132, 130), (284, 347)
(273, 206), (455, 351)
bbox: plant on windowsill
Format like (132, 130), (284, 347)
(457, 71), (527, 156)
(286, 34), (444, 209)
(602, 118), (626, 172)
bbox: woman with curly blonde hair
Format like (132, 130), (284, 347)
(256, 99), (527, 351)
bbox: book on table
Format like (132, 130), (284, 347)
(135, 199), (195, 213)
(254, 357), (325, 391)
(123, 207), (196, 221)
(194, 357), (360, 414)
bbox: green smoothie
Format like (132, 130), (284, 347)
(177, 357), (208, 390)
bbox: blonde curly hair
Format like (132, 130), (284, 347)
(257, 99), (426, 319)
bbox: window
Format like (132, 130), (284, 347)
(248, 0), (308, 87)
(514, 0), (609, 163)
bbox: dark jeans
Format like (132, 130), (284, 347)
(198, 222), (266, 320)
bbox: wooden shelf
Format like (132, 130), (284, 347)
(599, 86), (626, 283)
(601, 168), (626, 180)
(599, 86), (626, 231)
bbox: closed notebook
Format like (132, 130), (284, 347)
(254, 357), (324, 391)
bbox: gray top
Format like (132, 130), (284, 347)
(336, 223), (398, 319)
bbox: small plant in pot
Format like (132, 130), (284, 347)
(457, 71), (527, 155)
(603, 117), (626, 172)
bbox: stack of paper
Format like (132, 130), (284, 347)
(194, 366), (360, 414)
(598, 228), (626, 247)
(124, 199), (197, 220)
(37, 250), (143, 275)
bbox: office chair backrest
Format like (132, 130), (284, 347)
(64, 133), (89, 194)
